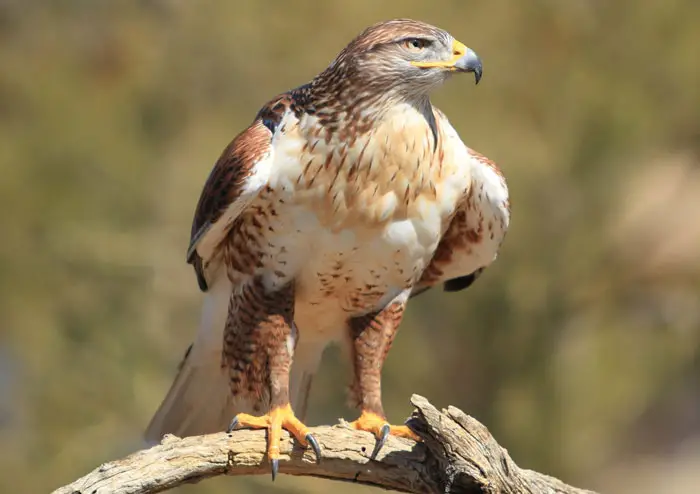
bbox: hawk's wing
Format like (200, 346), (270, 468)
(187, 119), (276, 291)
(146, 113), (281, 442)
(412, 113), (510, 298)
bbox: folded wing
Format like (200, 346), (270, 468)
(187, 119), (276, 291)
(413, 115), (510, 298)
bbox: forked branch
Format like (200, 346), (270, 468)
(52, 395), (597, 494)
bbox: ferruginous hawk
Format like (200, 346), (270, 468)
(145, 18), (510, 479)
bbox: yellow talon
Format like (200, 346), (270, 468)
(228, 404), (321, 480)
(348, 410), (421, 458)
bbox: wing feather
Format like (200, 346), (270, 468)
(187, 120), (275, 290)
(413, 114), (510, 297)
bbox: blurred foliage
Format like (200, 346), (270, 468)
(1, 1), (699, 493)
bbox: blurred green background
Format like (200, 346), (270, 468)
(1, 1), (699, 493)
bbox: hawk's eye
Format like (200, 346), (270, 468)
(402, 38), (428, 52)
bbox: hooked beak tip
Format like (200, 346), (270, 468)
(455, 47), (483, 84)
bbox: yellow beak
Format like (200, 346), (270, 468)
(411, 39), (483, 83)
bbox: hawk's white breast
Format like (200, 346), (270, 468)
(256, 103), (472, 338)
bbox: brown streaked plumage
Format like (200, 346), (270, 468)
(348, 297), (406, 414)
(223, 278), (296, 411)
(145, 18), (509, 479)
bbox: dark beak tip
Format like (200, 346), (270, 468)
(454, 47), (483, 85)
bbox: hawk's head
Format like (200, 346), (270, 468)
(318, 19), (482, 100)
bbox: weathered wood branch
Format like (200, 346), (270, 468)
(53, 395), (597, 494)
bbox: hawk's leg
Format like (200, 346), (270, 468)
(224, 278), (320, 480)
(346, 291), (421, 458)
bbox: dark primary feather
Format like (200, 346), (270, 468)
(191, 254), (208, 291)
(443, 268), (484, 292)
(410, 268), (486, 299)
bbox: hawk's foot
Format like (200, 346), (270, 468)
(348, 410), (421, 459)
(228, 404), (321, 480)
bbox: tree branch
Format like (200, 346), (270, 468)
(52, 395), (597, 494)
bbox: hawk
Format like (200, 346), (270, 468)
(145, 19), (510, 478)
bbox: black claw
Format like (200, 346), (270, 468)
(226, 416), (239, 433)
(271, 458), (279, 481)
(306, 433), (322, 464)
(370, 424), (391, 460)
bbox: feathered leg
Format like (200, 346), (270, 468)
(346, 291), (420, 458)
(224, 278), (320, 479)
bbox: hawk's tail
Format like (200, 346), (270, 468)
(289, 336), (326, 423)
(144, 278), (249, 444)
(144, 277), (324, 444)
